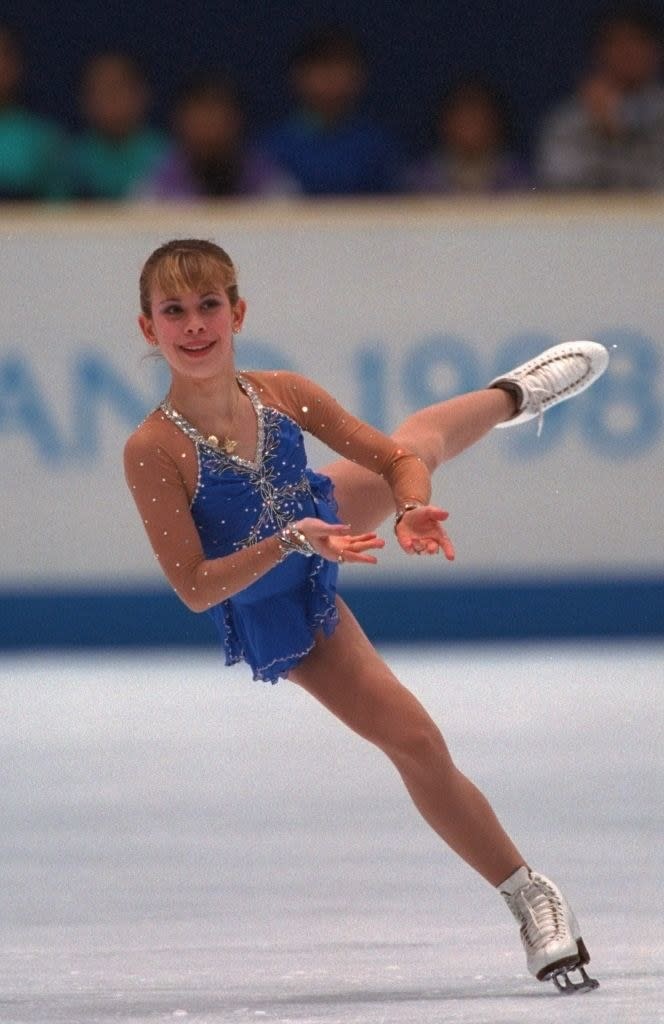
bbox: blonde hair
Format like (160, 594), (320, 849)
(139, 238), (239, 315)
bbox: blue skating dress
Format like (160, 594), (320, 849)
(160, 375), (339, 683)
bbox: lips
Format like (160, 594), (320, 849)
(179, 339), (216, 357)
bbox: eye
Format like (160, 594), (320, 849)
(201, 297), (222, 311)
(162, 304), (182, 316)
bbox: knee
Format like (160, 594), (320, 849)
(392, 428), (441, 474)
(383, 717), (450, 773)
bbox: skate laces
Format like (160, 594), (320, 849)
(511, 878), (566, 951)
(522, 353), (590, 437)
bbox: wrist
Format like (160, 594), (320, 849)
(394, 501), (422, 533)
(277, 524), (316, 561)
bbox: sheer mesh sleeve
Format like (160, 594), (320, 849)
(247, 371), (431, 508)
(124, 413), (286, 612)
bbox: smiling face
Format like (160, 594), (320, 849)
(139, 286), (245, 379)
(138, 240), (245, 380)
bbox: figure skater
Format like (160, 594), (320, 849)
(124, 238), (607, 993)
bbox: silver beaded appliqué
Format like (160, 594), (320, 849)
(159, 374), (314, 549)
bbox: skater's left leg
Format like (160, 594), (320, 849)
(327, 388), (514, 534)
(290, 598), (525, 886)
(291, 602), (599, 990)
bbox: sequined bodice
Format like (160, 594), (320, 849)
(159, 375), (320, 558)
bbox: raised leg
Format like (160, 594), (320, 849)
(324, 388), (515, 533)
(289, 598), (525, 886)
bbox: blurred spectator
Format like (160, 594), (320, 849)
(71, 52), (168, 199)
(138, 72), (294, 198)
(404, 78), (531, 195)
(0, 22), (70, 200)
(260, 25), (401, 195)
(537, 4), (664, 190)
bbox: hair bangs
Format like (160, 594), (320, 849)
(139, 239), (239, 315)
(151, 250), (234, 301)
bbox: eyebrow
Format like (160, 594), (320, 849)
(157, 291), (223, 306)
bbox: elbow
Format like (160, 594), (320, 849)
(176, 588), (210, 614)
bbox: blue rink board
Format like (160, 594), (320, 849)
(1, 578), (662, 649)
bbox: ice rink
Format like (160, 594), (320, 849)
(1, 643), (662, 1024)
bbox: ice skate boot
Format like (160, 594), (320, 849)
(489, 340), (609, 434)
(499, 866), (599, 994)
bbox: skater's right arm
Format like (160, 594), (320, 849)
(124, 417), (380, 610)
(124, 421), (292, 611)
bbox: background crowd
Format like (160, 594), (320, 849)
(1, 4), (663, 202)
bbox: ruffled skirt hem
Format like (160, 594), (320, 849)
(228, 597), (339, 683)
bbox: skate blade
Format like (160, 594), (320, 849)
(552, 965), (599, 994)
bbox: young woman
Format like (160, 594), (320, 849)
(124, 238), (607, 993)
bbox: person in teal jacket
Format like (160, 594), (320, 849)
(70, 51), (168, 200)
(0, 22), (70, 200)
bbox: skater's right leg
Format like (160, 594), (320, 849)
(327, 388), (514, 534)
(326, 339), (609, 535)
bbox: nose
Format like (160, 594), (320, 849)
(184, 312), (205, 334)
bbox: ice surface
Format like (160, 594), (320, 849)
(1, 644), (662, 1023)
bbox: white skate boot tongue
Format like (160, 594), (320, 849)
(498, 865), (532, 895)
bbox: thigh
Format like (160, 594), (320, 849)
(321, 415), (437, 533)
(289, 598), (448, 755)
(322, 457), (395, 533)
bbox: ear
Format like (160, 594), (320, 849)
(233, 298), (247, 333)
(138, 313), (158, 346)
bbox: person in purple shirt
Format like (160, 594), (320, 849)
(405, 78), (531, 196)
(138, 72), (295, 199)
(261, 25), (402, 196)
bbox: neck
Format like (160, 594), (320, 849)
(167, 369), (240, 424)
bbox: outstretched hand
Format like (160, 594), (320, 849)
(395, 505), (455, 561)
(295, 518), (385, 564)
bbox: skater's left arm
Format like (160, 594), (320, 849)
(257, 372), (455, 559)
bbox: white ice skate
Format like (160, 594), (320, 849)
(499, 866), (599, 994)
(489, 340), (609, 434)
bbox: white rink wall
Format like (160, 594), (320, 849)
(1, 199), (662, 644)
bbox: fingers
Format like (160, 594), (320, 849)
(334, 535), (385, 564)
(405, 505), (449, 523)
(394, 505), (455, 561)
(400, 530), (455, 560)
(338, 551), (379, 565)
(333, 533), (384, 551)
(295, 520), (386, 565)
(440, 532), (456, 561)
(351, 535), (385, 549)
